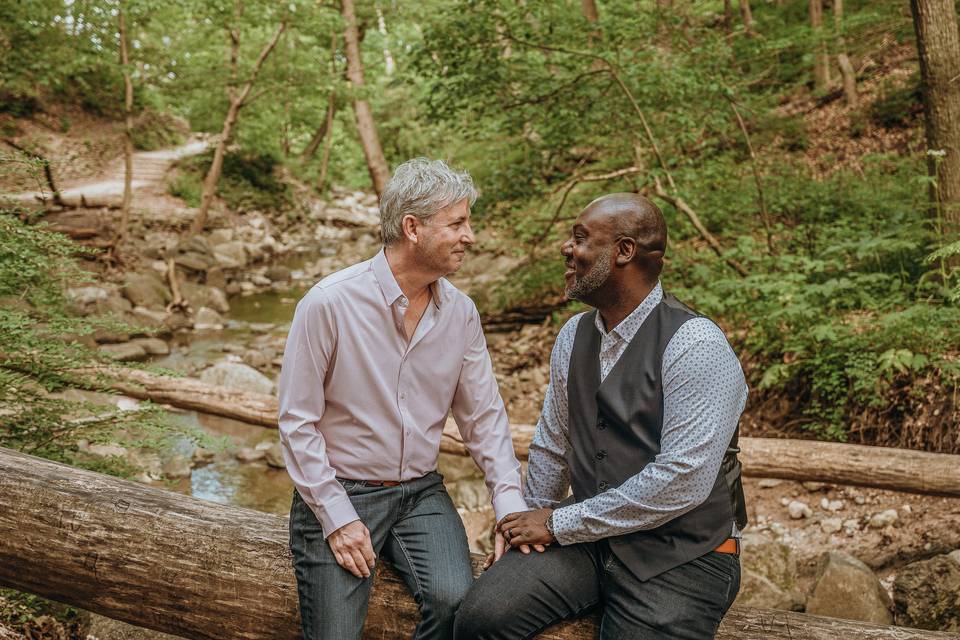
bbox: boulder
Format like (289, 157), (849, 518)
(130, 306), (171, 330)
(199, 361), (274, 395)
(787, 500), (812, 519)
(236, 447), (266, 463)
(264, 442), (285, 469)
(66, 286), (109, 312)
(208, 228), (235, 246)
(130, 337), (170, 356)
(894, 551), (960, 631)
(174, 251), (214, 273)
(869, 509), (899, 529)
(212, 241), (248, 269)
(121, 272), (170, 309)
(162, 455), (192, 479)
(265, 265), (291, 282)
(99, 342), (148, 362)
(193, 306), (224, 331)
(805, 551), (893, 624)
(735, 533), (801, 611)
(207, 287), (230, 314)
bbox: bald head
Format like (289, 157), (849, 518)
(581, 193), (667, 277)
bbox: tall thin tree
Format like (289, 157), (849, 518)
(342, 0), (389, 197)
(115, 6), (135, 251)
(810, 0), (832, 90)
(910, 0), (960, 237)
(191, 4), (286, 235)
(834, 0), (858, 107)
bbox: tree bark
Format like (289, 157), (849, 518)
(910, 0), (960, 236)
(833, 0), (858, 107)
(809, 0), (832, 90)
(191, 20), (287, 235)
(739, 0), (755, 36)
(341, 0), (390, 198)
(316, 91), (336, 192)
(0, 448), (955, 640)
(89, 367), (960, 498)
(580, 0), (599, 23)
(299, 96), (335, 163)
(116, 9), (135, 249)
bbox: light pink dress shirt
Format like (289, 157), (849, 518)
(278, 249), (527, 537)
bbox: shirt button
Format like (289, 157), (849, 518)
(595, 450), (607, 461)
(599, 481), (609, 490)
(597, 420), (607, 430)
(400, 393), (406, 400)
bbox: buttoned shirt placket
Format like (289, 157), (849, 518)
(393, 292), (438, 479)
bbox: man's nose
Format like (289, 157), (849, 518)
(462, 221), (475, 245)
(560, 238), (573, 256)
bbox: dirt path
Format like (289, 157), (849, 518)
(4, 138), (208, 208)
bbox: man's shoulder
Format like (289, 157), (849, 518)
(672, 316), (732, 348)
(435, 277), (479, 315)
(297, 259), (374, 310)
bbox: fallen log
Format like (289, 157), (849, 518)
(94, 367), (960, 497)
(0, 447), (953, 640)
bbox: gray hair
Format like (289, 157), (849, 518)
(379, 158), (477, 245)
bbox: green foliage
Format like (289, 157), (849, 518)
(870, 76), (923, 129)
(0, 589), (82, 637)
(172, 150), (293, 213)
(1, 154), (211, 477)
(132, 109), (187, 151)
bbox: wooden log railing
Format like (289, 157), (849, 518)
(99, 367), (960, 498)
(0, 448), (956, 640)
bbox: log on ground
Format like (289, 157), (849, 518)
(0, 447), (955, 640)
(94, 368), (960, 498)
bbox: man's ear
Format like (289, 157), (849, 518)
(402, 215), (420, 244)
(615, 237), (636, 267)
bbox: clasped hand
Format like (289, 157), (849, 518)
(328, 520), (376, 578)
(483, 508), (554, 569)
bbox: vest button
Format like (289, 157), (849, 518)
(595, 450), (607, 460)
(597, 420), (607, 430)
(599, 481), (609, 490)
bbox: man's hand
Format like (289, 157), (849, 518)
(328, 520), (376, 578)
(499, 508), (555, 548)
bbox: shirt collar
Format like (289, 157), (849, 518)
(372, 248), (443, 309)
(593, 280), (663, 342)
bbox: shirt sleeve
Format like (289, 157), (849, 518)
(451, 302), (527, 522)
(277, 287), (360, 538)
(550, 318), (748, 545)
(523, 316), (580, 509)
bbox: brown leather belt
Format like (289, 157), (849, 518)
(340, 478), (401, 487)
(714, 538), (740, 555)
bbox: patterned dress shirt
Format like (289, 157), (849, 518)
(524, 282), (748, 545)
(278, 249), (527, 538)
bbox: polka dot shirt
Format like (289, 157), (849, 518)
(524, 281), (748, 545)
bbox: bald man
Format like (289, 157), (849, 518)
(454, 194), (748, 640)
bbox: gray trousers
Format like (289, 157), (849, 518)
(454, 540), (740, 640)
(289, 472), (474, 640)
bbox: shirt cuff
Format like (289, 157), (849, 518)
(491, 488), (529, 524)
(313, 494), (360, 539)
(550, 503), (587, 546)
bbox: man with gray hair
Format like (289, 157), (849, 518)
(278, 158), (529, 639)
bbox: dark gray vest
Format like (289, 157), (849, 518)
(567, 293), (748, 581)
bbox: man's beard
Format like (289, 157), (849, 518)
(565, 247), (612, 301)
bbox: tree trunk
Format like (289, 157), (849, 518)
(910, 0), (960, 237)
(580, 0), (599, 22)
(116, 9), (134, 248)
(299, 95), (335, 163)
(341, 0), (390, 198)
(739, 0), (754, 36)
(191, 20), (287, 235)
(1, 448), (955, 640)
(833, 0), (858, 107)
(89, 367), (960, 498)
(317, 91), (336, 192)
(809, 0), (831, 90)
